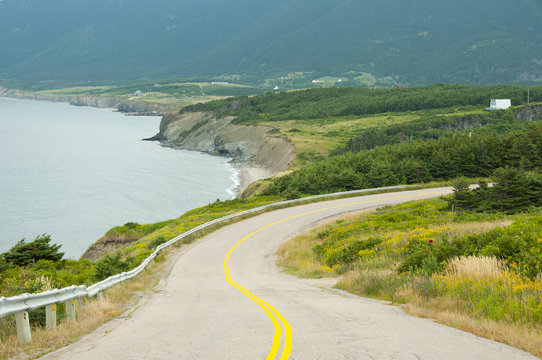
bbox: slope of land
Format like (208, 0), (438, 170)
(179, 85), (542, 196)
(1, 0), (542, 85)
(147, 111), (294, 175)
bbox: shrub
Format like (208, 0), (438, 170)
(0, 256), (10, 273)
(93, 253), (134, 281)
(3, 234), (64, 266)
(123, 222), (139, 229)
(147, 235), (167, 250)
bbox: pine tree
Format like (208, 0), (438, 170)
(450, 178), (473, 212)
(3, 234), (64, 266)
(491, 167), (531, 212)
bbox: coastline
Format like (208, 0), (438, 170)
(0, 88), (166, 116)
(0, 97), (256, 257)
(1, 95), (270, 198)
(231, 162), (273, 196)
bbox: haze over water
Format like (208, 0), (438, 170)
(0, 98), (238, 258)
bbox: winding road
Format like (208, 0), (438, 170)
(42, 188), (537, 359)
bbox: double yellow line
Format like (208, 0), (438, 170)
(224, 221), (293, 359)
(223, 191), (446, 359)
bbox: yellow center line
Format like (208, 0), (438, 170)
(224, 190), (447, 359)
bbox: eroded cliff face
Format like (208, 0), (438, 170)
(149, 111), (295, 174)
(514, 104), (542, 122)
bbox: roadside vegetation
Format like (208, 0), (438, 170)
(2, 84), (542, 356)
(0, 246), (175, 360)
(0, 196), (281, 300)
(278, 174), (542, 356)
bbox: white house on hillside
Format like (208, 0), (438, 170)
(487, 99), (511, 110)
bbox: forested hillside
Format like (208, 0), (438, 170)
(1, 0), (542, 85)
(184, 84), (542, 197)
(264, 125), (542, 196)
(185, 85), (542, 122)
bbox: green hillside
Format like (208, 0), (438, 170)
(187, 0), (542, 85)
(1, 0), (542, 86)
(182, 85), (542, 196)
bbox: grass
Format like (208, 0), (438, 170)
(445, 255), (506, 279)
(277, 198), (542, 357)
(277, 233), (335, 279)
(4, 81), (264, 115)
(258, 107), (486, 161)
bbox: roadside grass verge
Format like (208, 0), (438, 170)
(277, 198), (542, 357)
(277, 233), (335, 279)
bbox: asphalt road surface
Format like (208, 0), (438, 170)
(41, 188), (538, 359)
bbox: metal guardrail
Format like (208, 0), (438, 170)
(0, 185), (409, 320)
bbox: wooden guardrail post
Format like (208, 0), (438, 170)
(65, 300), (76, 321)
(15, 311), (31, 344)
(46, 304), (57, 330)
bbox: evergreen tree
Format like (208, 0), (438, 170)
(491, 167), (531, 212)
(3, 234), (64, 266)
(450, 178), (473, 212)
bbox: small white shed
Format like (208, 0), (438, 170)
(487, 99), (511, 110)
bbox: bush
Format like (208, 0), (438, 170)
(0, 256), (10, 273)
(147, 235), (167, 250)
(123, 222), (139, 229)
(93, 253), (134, 281)
(314, 237), (383, 267)
(3, 234), (64, 266)
(29, 307), (46, 327)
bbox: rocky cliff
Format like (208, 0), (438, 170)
(148, 111), (295, 174)
(514, 104), (542, 122)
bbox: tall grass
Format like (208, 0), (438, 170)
(446, 255), (506, 279)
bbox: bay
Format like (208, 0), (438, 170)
(0, 98), (238, 258)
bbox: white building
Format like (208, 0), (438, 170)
(487, 99), (511, 110)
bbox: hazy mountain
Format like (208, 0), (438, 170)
(1, 0), (541, 85)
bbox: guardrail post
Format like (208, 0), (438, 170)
(15, 311), (31, 344)
(65, 300), (76, 321)
(78, 297), (86, 309)
(46, 304), (57, 330)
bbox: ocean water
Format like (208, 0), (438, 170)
(0, 98), (238, 258)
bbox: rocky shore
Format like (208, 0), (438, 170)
(146, 110), (295, 194)
(2, 87), (295, 195)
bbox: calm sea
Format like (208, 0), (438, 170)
(0, 98), (238, 258)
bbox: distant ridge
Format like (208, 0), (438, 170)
(0, 0), (541, 85)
